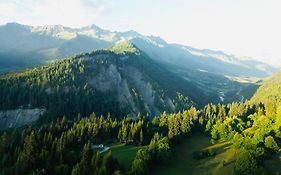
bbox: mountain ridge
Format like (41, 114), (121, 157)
(0, 22), (277, 78)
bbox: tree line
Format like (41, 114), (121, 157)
(0, 100), (280, 175)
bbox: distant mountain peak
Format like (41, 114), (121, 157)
(115, 30), (141, 39)
(32, 24), (67, 32)
(89, 24), (102, 29)
(83, 24), (105, 32)
(4, 22), (22, 26)
(147, 35), (167, 45)
(122, 30), (139, 35)
(2, 22), (31, 31)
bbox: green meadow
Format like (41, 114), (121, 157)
(109, 143), (144, 169)
(152, 133), (237, 175)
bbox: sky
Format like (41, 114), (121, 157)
(0, 0), (281, 67)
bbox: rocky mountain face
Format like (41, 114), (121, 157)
(0, 108), (45, 130)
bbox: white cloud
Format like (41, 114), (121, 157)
(0, 0), (107, 27)
(0, 1), (17, 21)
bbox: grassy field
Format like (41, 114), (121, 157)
(108, 143), (144, 169)
(152, 133), (237, 175)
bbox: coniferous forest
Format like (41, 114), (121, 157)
(0, 2), (281, 174)
(0, 44), (281, 175)
(1, 97), (281, 174)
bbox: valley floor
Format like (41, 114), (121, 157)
(151, 133), (237, 175)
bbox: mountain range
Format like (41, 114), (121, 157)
(0, 22), (277, 77)
(1, 38), (280, 129)
(1, 22), (281, 174)
(1, 22), (278, 106)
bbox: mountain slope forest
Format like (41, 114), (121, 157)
(1, 79), (281, 174)
(0, 38), (281, 174)
(0, 42), (214, 129)
(251, 71), (281, 109)
(0, 23), (281, 175)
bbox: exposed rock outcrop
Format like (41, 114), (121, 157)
(0, 108), (45, 130)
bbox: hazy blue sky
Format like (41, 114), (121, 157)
(0, 0), (280, 67)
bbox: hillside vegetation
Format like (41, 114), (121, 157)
(0, 42), (210, 124)
(152, 133), (237, 175)
(0, 27), (281, 175)
(2, 65), (281, 175)
(251, 71), (281, 108)
(1, 95), (281, 174)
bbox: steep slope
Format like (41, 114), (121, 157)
(251, 71), (281, 107)
(131, 37), (262, 103)
(0, 42), (210, 128)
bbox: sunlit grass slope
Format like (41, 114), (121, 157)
(152, 133), (237, 175)
(109, 143), (144, 169)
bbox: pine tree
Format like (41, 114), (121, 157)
(139, 129), (143, 145)
(17, 131), (37, 171)
(0, 132), (8, 155)
(71, 163), (82, 175)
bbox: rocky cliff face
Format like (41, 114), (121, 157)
(89, 63), (175, 116)
(0, 108), (45, 130)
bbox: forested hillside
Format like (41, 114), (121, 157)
(251, 71), (281, 108)
(1, 0), (280, 174)
(0, 23), (280, 175)
(0, 42), (211, 127)
(2, 71), (281, 174)
(1, 94), (281, 174)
